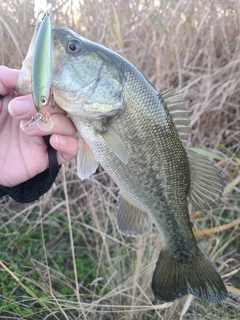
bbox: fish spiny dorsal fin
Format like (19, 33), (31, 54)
(160, 88), (190, 147)
(186, 148), (223, 210)
(116, 194), (152, 237)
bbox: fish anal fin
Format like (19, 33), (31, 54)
(187, 148), (223, 210)
(101, 126), (128, 164)
(160, 88), (190, 147)
(152, 245), (228, 302)
(116, 194), (152, 237)
(77, 137), (99, 180)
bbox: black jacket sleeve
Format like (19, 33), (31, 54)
(0, 135), (60, 203)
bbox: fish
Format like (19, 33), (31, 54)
(16, 25), (228, 303)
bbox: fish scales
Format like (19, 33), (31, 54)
(76, 58), (195, 253)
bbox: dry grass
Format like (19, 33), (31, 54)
(0, 0), (239, 319)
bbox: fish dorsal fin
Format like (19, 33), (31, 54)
(101, 126), (128, 164)
(116, 194), (152, 237)
(186, 148), (223, 210)
(160, 88), (190, 146)
(77, 137), (99, 180)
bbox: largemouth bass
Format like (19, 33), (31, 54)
(17, 25), (228, 302)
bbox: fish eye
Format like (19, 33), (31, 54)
(67, 39), (81, 53)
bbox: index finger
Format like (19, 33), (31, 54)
(0, 66), (20, 96)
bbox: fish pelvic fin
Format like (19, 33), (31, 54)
(77, 137), (99, 180)
(186, 148), (223, 210)
(152, 245), (228, 302)
(116, 194), (152, 237)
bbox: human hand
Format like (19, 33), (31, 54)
(0, 66), (78, 187)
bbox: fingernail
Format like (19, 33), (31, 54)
(8, 99), (31, 117)
(55, 134), (67, 145)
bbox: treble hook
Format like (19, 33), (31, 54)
(24, 113), (45, 128)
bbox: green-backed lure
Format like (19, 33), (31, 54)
(31, 10), (53, 131)
(15, 19), (41, 95)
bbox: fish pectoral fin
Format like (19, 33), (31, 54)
(101, 126), (128, 165)
(152, 245), (227, 302)
(77, 137), (99, 180)
(186, 148), (223, 210)
(116, 194), (152, 237)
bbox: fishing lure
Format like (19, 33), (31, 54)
(31, 10), (53, 131)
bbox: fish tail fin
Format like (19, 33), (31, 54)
(152, 245), (228, 302)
